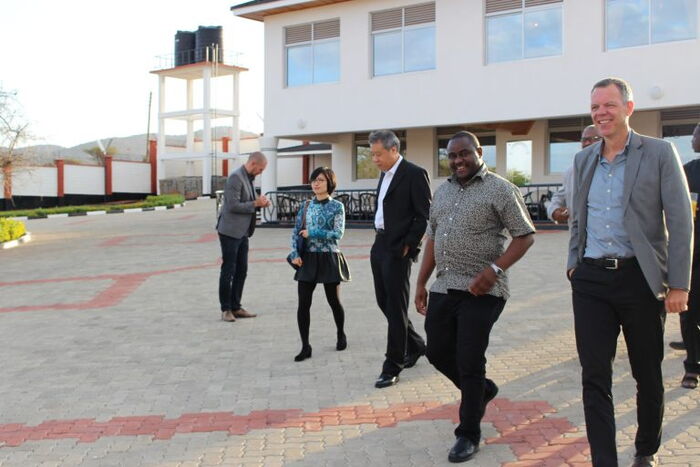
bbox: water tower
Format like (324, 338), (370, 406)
(151, 26), (247, 196)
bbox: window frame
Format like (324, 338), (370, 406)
(284, 19), (341, 88)
(546, 117), (594, 175)
(604, 0), (698, 50)
(370, 3), (437, 77)
(484, 0), (564, 64)
(353, 131), (408, 180)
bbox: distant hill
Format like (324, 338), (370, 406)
(13, 127), (260, 165)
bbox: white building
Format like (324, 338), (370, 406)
(231, 0), (700, 195)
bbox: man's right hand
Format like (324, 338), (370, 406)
(292, 257), (303, 267)
(567, 267), (576, 280)
(552, 207), (569, 224)
(415, 286), (428, 316)
(254, 195), (270, 208)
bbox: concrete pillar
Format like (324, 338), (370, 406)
(157, 75), (166, 194)
(232, 72), (241, 156)
(186, 79), (194, 153)
(202, 66), (212, 196)
(259, 134), (279, 196)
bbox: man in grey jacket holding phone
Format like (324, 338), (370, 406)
(216, 152), (270, 322)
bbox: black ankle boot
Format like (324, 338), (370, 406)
(336, 333), (347, 351)
(294, 345), (312, 362)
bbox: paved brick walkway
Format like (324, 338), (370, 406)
(0, 199), (697, 466)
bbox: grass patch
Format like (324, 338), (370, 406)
(0, 218), (26, 242)
(0, 194), (185, 219)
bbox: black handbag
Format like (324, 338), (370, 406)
(287, 200), (310, 270)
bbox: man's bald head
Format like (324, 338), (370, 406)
(581, 125), (601, 148)
(245, 151), (267, 177)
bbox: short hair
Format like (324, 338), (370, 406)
(368, 130), (400, 152)
(448, 131), (481, 149)
(591, 77), (634, 104)
(247, 151), (267, 164)
(309, 166), (338, 195)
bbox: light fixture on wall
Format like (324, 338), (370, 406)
(649, 85), (664, 100)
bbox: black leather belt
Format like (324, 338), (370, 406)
(583, 257), (636, 270)
(375, 228), (386, 235)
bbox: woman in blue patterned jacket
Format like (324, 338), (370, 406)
(289, 167), (351, 362)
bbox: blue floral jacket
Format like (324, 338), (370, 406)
(289, 198), (345, 260)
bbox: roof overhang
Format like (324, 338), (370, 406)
(231, 0), (352, 21)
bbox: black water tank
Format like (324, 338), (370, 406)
(174, 30), (196, 66)
(195, 26), (223, 63)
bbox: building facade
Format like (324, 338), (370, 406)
(232, 0), (700, 194)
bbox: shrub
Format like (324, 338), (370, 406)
(506, 169), (531, 187)
(0, 218), (26, 243)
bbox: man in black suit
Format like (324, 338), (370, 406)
(369, 129), (431, 388)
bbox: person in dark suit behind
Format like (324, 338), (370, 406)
(567, 78), (692, 467)
(369, 129), (431, 389)
(216, 152), (270, 323)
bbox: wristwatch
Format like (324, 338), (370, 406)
(490, 263), (504, 277)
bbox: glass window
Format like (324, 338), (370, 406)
(437, 135), (496, 177)
(507, 140), (532, 178)
(371, 4), (436, 76)
(549, 130), (582, 173)
(486, 1), (562, 64)
(663, 123), (697, 163)
(373, 31), (403, 76)
(285, 20), (340, 87)
(607, 0), (697, 49)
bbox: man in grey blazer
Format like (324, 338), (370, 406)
(568, 78), (692, 467)
(216, 152), (270, 322)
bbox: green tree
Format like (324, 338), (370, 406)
(506, 169), (531, 187)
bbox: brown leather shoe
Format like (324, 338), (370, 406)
(233, 308), (257, 318)
(221, 310), (236, 322)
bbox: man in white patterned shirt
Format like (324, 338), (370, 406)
(414, 131), (535, 463)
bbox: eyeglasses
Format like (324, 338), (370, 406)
(581, 136), (602, 143)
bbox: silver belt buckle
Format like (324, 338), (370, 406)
(605, 258), (618, 270)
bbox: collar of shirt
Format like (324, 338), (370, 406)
(384, 155), (403, 176)
(596, 130), (633, 164)
(447, 163), (488, 186)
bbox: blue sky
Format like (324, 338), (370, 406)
(1, 0), (264, 147)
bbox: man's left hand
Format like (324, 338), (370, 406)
(468, 267), (497, 296)
(665, 288), (689, 314)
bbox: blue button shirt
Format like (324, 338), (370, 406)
(584, 132), (635, 259)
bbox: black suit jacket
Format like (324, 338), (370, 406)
(375, 159), (432, 259)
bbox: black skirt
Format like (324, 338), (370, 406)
(294, 251), (351, 283)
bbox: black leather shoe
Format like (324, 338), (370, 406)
(336, 333), (347, 351)
(631, 454), (657, 466)
(448, 436), (479, 463)
(374, 373), (398, 388)
(404, 348), (426, 368)
(669, 341), (685, 351)
(294, 346), (312, 362)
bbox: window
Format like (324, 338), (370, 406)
(485, 0), (563, 64)
(354, 131), (408, 179)
(548, 117), (593, 173)
(507, 140), (533, 181)
(371, 3), (436, 76)
(436, 128), (496, 177)
(606, 0), (697, 49)
(661, 106), (700, 163)
(285, 20), (340, 87)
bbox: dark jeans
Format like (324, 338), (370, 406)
(218, 234), (249, 312)
(424, 291), (505, 444)
(681, 265), (700, 373)
(370, 234), (425, 376)
(571, 260), (665, 467)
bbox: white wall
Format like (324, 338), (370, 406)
(11, 167), (57, 197)
(261, 0), (700, 138)
(64, 165), (104, 195)
(112, 161), (151, 193)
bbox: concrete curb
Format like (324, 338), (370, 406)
(7, 203), (185, 222)
(0, 232), (32, 250)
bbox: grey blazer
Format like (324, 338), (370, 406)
(216, 166), (257, 239)
(567, 131), (693, 298)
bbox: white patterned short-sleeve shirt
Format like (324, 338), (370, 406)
(427, 165), (535, 299)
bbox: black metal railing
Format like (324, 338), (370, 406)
(520, 183), (562, 221)
(262, 189), (377, 224)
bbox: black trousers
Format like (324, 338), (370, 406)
(681, 264), (700, 373)
(370, 233), (425, 376)
(571, 260), (665, 467)
(425, 291), (505, 443)
(218, 234), (248, 312)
